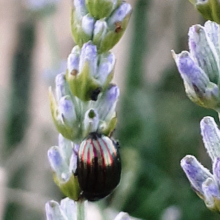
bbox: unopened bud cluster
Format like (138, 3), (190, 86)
(71, 0), (132, 52)
(181, 117), (220, 212)
(172, 4), (220, 214)
(173, 21), (220, 111)
(47, 0), (132, 204)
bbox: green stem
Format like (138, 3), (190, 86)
(77, 199), (85, 220)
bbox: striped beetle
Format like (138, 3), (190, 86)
(77, 132), (121, 201)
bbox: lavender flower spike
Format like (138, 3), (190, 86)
(172, 21), (220, 111)
(200, 116), (220, 161)
(180, 155), (213, 198)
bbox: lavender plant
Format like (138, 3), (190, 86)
(173, 0), (220, 214)
(45, 0), (134, 219)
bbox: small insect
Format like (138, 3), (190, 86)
(77, 132), (121, 201)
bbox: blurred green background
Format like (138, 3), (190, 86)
(0, 0), (219, 219)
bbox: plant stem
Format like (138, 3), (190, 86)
(77, 199), (85, 220)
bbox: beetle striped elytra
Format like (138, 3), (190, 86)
(77, 132), (121, 201)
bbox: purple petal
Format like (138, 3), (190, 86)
(79, 42), (98, 77)
(47, 146), (70, 181)
(94, 84), (119, 120)
(58, 134), (73, 163)
(93, 20), (107, 37)
(202, 178), (220, 209)
(69, 150), (78, 174)
(97, 52), (116, 84)
(200, 116), (220, 161)
(180, 155), (213, 195)
(107, 2), (132, 29)
(204, 21), (220, 54)
(74, 0), (87, 17)
(60, 198), (77, 220)
(59, 96), (76, 126)
(45, 200), (66, 220)
(82, 14), (95, 36)
(48, 146), (62, 169)
(55, 73), (68, 100)
(188, 24), (219, 84)
(213, 158), (220, 182)
(67, 46), (80, 75)
(173, 51), (209, 93)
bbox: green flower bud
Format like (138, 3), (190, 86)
(86, 0), (121, 19)
(48, 139), (81, 201)
(67, 43), (101, 101)
(67, 42), (116, 101)
(53, 173), (81, 201)
(100, 114), (117, 136)
(49, 88), (80, 141)
(71, 11), (95, 47)
(93, 20), (108, 48)
(189, 0), (220, 24)
(97, 2), (132, 53)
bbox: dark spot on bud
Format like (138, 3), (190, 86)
(91, 87), (102, 101)
(192, 83), (204, 98)
(87, 132), (101, 140)
(71, 69), (78, 76)
(88, 109), (96, 118)
(115, 22), (123, 33)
